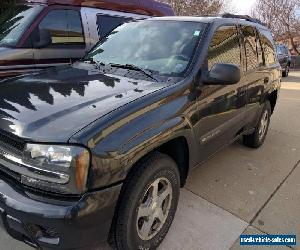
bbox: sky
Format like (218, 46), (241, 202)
(230, 0), (257, 15)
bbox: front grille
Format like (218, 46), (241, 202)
(0, 131), (25, 152)
(0, 163), (21, 182)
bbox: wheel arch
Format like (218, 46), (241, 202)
(121, 117), (194, 188)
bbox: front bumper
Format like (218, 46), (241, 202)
(0, 174), (122, 249)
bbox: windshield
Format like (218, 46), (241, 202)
(0, 4), (44, 47)
(86, 20), (206, 77)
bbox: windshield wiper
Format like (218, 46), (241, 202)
(109, 63), (158, 82)
(83, 58), (105, 69)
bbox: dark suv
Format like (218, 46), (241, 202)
(276, 44), (291, 77)
(0, 15), (281, 249)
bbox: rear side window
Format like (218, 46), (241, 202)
(32, 9), (84, 47)
(242, 26), (258, 71)
(259, 29), (276, 65)
(97, 15), (133, 38)
(207, 25), (241, 70)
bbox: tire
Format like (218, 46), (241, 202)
(243, 101), (271, 148)
(111, 152), (180, 250)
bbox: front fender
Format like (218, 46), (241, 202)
(88, 115), (196, 190)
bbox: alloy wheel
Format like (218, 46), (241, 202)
(258, 110), (269, 141)
(136, 177), (173, 241)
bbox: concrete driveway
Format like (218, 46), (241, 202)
(1, 71), (300, 250)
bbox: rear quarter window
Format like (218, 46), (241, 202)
(96, 15), (133, 38)
(259, 29), (277, 65)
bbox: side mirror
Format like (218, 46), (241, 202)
(203, 63), (241, 85)
(32, 29), (52, 48)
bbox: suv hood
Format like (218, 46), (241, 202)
(0, 65), (165, 142)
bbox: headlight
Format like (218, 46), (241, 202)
(21, 144), (90, 195)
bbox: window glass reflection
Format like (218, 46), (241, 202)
(208, 25), (241, 70)
(87, 21), (206, 76)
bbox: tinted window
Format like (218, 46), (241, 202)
(97, 15), (132, 38)
(87, 20), (206, 76)
(33, 9), (84, 47)
(207, 25), (241, 70)
(67, 10), (85, 45)
(242, 26), (258, 70)
(259, 29), (276, 65)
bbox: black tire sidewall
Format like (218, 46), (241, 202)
(115, 153), (180, 250)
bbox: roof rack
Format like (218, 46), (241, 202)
(222, 13), (267, 26)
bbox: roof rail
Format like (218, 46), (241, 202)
(222, 13), (267, 26)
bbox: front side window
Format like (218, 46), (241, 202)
(32, 9), (84, 48)
(242, 26), (258, 71)
(87, 20), (206, 76)
(207, 25), (241, 70)
(0, 4), (44, 47)
(97, 15), (133, 38)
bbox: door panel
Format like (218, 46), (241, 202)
(0, 48), (36, 78)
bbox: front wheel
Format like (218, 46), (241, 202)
(111, 152), (180, 250)
(243, 101), (271, 148)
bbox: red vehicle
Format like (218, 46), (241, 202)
(0, 0), (174, 79)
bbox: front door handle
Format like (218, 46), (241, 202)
(264, 78), (269, 84)
(239, 87), (247, 95)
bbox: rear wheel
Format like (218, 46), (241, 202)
(112, 152), (180, 250)
(282, 65), (289, 77)
(243, 101), (271, 148)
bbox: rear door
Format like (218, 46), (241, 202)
(29, 7), (86, 69)
(242, 26), (278, 129)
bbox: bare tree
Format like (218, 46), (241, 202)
(160, 0), (229, 16)
(252, 0), (300, 54)
(0, 0), (15, 15)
